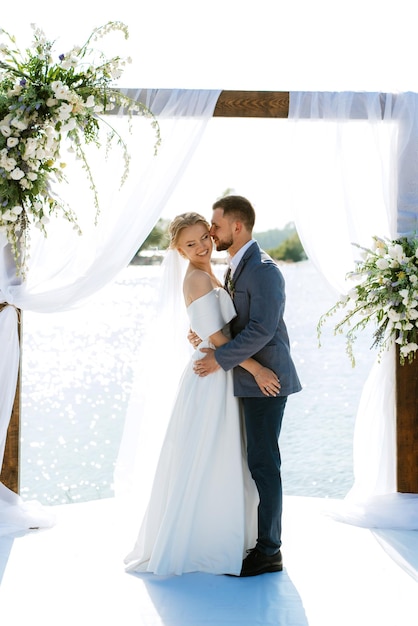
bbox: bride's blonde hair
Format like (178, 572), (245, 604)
(168, 212), (210, 249)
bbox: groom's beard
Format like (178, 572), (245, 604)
(213, 237), (233, 252)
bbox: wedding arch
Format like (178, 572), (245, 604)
(1, 89), (418, 512)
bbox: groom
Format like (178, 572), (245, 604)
(194, 195), (301, 577)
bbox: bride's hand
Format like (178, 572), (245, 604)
(254, 367), (281, 397)
(187, 328), (202, 349)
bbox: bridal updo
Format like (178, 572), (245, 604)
(169, 212), (210, 249)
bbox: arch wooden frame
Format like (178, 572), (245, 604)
(1, 90), (417, 494)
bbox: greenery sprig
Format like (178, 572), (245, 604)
(0, 22), (161, 278)
(317, 235), (418, 366)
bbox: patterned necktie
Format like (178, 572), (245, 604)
(224, 266), (232, 294)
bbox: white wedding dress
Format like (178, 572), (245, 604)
(124, 287), (258, 576)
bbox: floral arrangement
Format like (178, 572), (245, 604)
(0, 21), (160, 277)
(227, 273), (235, 298)
(318, 235), (418, 366)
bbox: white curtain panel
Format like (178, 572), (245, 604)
(288, 91), (418, 528)
(0, 89), (221, 534)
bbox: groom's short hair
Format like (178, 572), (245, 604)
(212, 195), (255, 232)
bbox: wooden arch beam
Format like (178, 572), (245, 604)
(213, 91), (289, 118)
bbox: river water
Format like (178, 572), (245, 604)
(19, 259), (376, 505)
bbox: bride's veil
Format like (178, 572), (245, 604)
(114, 248), (191, 520)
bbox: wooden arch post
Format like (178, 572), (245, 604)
(1, 90), (417, 493)
(0, 309), (21, 493)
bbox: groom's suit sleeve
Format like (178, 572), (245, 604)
(215, 260), (284, 371)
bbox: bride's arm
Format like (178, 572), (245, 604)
(208, 330), (281, 397)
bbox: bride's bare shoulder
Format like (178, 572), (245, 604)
(183, 269), (213, 306)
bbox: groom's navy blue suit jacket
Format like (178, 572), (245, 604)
(216, 241), (301, 398)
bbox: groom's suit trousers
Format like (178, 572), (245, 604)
(242, 395), (287, 555)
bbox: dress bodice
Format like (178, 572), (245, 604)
(187, 288), (236, 345)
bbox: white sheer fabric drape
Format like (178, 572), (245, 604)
(288, 91), (418, 529)
(114, 248), (192, 527)
(0, 89), (221, 536)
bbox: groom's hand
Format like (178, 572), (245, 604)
(194, 348), (220, 376)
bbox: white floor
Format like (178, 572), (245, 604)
(1, 495), (417, 626)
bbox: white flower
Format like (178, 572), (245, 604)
(23, 137), (38, 157)
(2, 210), (17, 221)
(0, 125), (11, 137)
(60, 56), (78, 70)
(387, 309), (401, 322)
(35, 147), (48, 160)
(58, 102), (73, 121)
(376, 258), (390, 270)
(3, 157), (17, 171)
(26, 171), (38, 181)
(0, 113), (12, 125)
(28, 159), (41, 172)
(7, 85), (22, 97)
(46, 98), (58, 107)
(11, 205), (23, 215)
(110, 67), (122, 79)
(51, 80), (69, 99)
(6, 137), (18, 148)
(10, 167), (25, 180)
(11, 118), (28, 131)
(61, 118), (77, 133)
(400, 343), (418, 356)
(399, 288), (410, 300)
(85, 95), (95, 108)
(388, 243), (405, 262)
(410, 274), (418, 284)
(19, 178), (32, 189)
(409, 309), (418, 320)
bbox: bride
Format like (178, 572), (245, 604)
(123, 212), (280, 576)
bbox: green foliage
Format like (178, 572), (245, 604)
(138, 218), (170, 251)
(267, 230), (306, 262)
(254, 222), (297, 250)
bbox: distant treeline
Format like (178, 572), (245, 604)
(254, 223), (306, 262)
(134, 219), (306, 263)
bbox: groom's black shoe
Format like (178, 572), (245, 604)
(239, 548), (283, 577)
